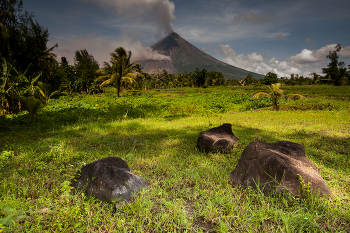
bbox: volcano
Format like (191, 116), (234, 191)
(140, 32), (263, 80)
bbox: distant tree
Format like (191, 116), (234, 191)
(205, 71), (227, 86)
(1, 0), (58, 78)
(74, 49), (99, 93)
(95, 47), (143, 97)
(149, 66), (171, 89)
(309, 72), (322, 84)
(193, 68), (207, 87)
(227, 79), (241, 86)
(58, 57), (76, 93)
(240, 73), (258, 86)
(262, 72), (279, 85)
(0, 0), (23, 58)
(128, 63), (146, 90)
(322, 44), (346, 85)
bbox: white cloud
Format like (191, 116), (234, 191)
(247, 52), (266, 62)
(209, 43), (339, 78)
(339, 46), (350, 59)
(288, 49), (319, 63)
(212, 44), (279, 76)
(288, 44), (350, 64)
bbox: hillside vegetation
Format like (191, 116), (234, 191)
(1, 86), (349, 232)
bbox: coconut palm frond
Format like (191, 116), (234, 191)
(100, 79), (112, 88)
(121, 76), (135, 84)
(286, 94), (306, 100)
(96, 69), (107, 75)
(45, 44), (58, 59)
(252, 91), (270, 98)
(94, 75), (108, 83)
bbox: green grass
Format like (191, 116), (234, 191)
(0, 85), (349, 232)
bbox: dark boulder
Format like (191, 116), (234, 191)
(196, 123), (239, 153)
(229, 141), (331, 196)
(71, 157), (149, 203)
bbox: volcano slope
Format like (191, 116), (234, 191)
(140, 32), (263, 80)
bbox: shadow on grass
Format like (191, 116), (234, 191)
(1, 111), (349, 178)
(283, 130), (350, 172)
(0, 100), (193, 131)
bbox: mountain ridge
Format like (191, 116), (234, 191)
(140, 32), (263, 80)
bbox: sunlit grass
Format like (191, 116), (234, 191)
(0, 85), (349, 232)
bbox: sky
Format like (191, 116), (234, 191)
(24, 0), (350, 78)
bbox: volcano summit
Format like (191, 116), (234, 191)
(140, 32), (263, 80)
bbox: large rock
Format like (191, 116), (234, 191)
(71, 157), (149, 203)
(196, 123), (239, 153)
(229, 141), (331, 196)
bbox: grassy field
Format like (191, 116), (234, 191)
(0, 85), (349, 232)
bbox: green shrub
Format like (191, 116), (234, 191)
(0, 150), (13, 167)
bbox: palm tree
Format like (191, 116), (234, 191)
(95, 47), (143, 97)
(252, 83), (305, 110)
(252, 83), (284, 110)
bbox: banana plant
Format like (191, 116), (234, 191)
(35, 81), (60, 106)
(1, 58), (48, 115)
(0, 58), (17, 114)
(13, 70), (43, 115)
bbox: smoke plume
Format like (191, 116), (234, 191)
(54, 34), (171, 66)
(81, 0), (175, 37)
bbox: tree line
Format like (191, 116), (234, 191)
(1, 0), (350, 115)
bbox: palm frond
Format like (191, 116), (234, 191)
(96, 69), (107, 75)
(286, 94), (306, 100)
(94, 75), (108, 83)
(121, 76), (135, 84)
(100, 79), (112, 87)
(252, 91), (270, 98)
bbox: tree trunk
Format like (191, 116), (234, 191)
(117, 79), (121, 97)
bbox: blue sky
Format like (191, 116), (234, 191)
(24, 0), (350, 77)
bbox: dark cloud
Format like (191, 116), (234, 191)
(274, 34), (288, 40)
(305, 38), (314, 43)
(80, 0), (175, 37)
(232, 12), (279, 25)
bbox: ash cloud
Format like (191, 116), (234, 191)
(54, 34), (170, 66)
(71, 0), (176, 63)
(81, 0), (175, 37)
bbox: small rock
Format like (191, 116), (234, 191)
(196, 123), (239, 153)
